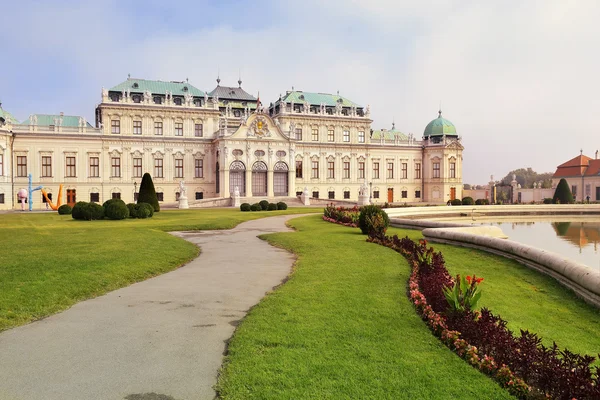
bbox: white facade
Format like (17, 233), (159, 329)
(0, 78), (464, 210)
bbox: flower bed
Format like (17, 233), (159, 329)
(368, 233), (600, 399)
(322, 204), (359, 228)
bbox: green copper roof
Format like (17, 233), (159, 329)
(0, 106), (19, 124)
(371, 123), (408, 140)
(109, 78), (205, 97)
(20, 114), (93, 128)
(423, 111), (457, 137)
(280, 90), (361, 107)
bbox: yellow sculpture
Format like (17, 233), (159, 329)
(41, 185), (64, 211)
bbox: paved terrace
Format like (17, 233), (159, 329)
(0, 214), (307, 400)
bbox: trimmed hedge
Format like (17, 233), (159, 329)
(240, 203), (251, 212)
(450, 199), (462, 206)
(553, 178), (574, 204)
(134, 203), (152, 219)
(277, 201), (288, 210)
(127, 203), (137, 218)
(358, 205), (389, 237)
(250, 203), (260, 211)
(57, 204), (72, 215)
(475, 198), (490, 205)
(267, 202), (277, 211)
(72, 201), (104, 221)
(104, 199), (129, 220)
(461, 196), (475, 205)
(138, 172), (160, 212)
(259, 200), (269, 211)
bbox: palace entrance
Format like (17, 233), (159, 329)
(252, 161), (267, 197)
(229, 161), (246, 196)
(273, 162), (288, 196)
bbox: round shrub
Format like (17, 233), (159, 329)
(139, 202), (154, 218)
(475, 198), (490, 205)
(88, 202), (105, 220)
(105, 199), (129, 220)
(259, 200), (269, 211)
(277, 201), (288, 210)
(57, 204), (72, 215)
(250, 203), (260, 211)
(127, 203), (137, 218)
(133, 203), (152, 219)
(72, 201), (104, 221)
(543, 198), (553, 204)
(461, 196), (474, 205)
(240, 203), (251, 212)
(358, 205), (390, 237)
(267, 202), (277, 211)
(72, 201), (89, 220)
(451, 199), (462, 206)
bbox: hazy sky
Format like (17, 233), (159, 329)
(3, 0), (599, 184)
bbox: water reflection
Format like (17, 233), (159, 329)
(551, 222), (600, 253)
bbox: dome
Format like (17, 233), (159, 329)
(423, 110), (457, 137)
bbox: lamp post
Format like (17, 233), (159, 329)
(134, 181), (138, 201)
(369, 181), (372, 204)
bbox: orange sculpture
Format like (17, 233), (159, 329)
(41, 185), (64, 211)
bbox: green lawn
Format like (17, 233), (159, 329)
(0, 207), (317, 331)
(216, 216), (512, 399)
(387, 227), (600, 358)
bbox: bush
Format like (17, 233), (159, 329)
(240, 203), (251, 212)
(277, 201), (288, 210)
(72, 201), (104, 221)
(451, 199), (462, 206)
(259, 200), (269, 211)
(553, 178), (574, 204)
(250, 203), (260, 211)
(57, 204), (72, 215)
(267, 202), (277, 211)
(461, 196), (474, 205)
(475, 198), (490, 205)
(543, 198), (553, 204)
(358, 205), (390, 237)
(138, 172), (160, 212)
(127, 203), (137, 218)
(133, 203), (152, 219)
(139, 202), (154, 218)
(104, 199), (129, 220)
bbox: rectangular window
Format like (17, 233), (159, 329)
(17, 156), (27, 177)
(311, 160), (319, 178)
(327, 161), (335, 179)
(195, 123), (203, 137)
(343, 130), (350, 142)
(433, 162), (440, 178)
(0, 154), (3, 175)
(65, 156), (76, 177)
(112, 192), (121, 200)
(387, 162), (394, 179)
(133, 120), (142, 135)
(328, 191), (335, 199)
(312, 191), (319, 199)
(358, 162), (365, 179)
(195, 159), (203, 178)
(572, 185), (577, 197)
(327, 129), (334, 142)
(154, 159), (164, 178)
(402, 163), (408, 179)
(156, 192), (164, 201)
(295, 128), (302, 141)
(415, 190), (421, 198)
(450, 162), (456, 178)
(175, 122), (183, 136)
(296, 160), (303, 178)
(111, 120), (120, 134)
(133, 158), (142, 178)
(154, 121), (163, 135)
(415, 163), (421, 179)
(111, 157), (121, 177)
(343, 161), (350, 179)
(0, 193), (5, 203)
(175, 158), (184, 178)
(89, 157), (99, 177)
(358, 131), (365, 143)
(311, 128), (318, 141)
(195, 192), (203, 200)
(372, 162), (379, 179)
(401, 190), (408, 198)
(41, 156), (52, 177)
(90, 192), (100, 202)
(344, 191), (350, 199)
(373, 190), (380, 199)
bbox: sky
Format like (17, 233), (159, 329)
(2, 0), (600, 184)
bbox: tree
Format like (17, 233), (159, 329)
(501, 168), (553, 188)
(137, 173), (160, 212)
(552, 178), (574, 204)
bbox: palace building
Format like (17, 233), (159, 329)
(0, 77), (464, 210)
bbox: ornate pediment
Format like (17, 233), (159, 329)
(247, 115), (272, 138)
(194, 150), (206, 159)
(153, 150), (165, 158)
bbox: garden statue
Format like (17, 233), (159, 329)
(178, 180), (189, 209)
(17, 188), (27, 211)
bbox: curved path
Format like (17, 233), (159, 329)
(0, 214), (306, 400)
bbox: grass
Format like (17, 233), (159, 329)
(216, 215), (512, 399)
(0, 207), (317, 331)
(387, 227), (600, 358)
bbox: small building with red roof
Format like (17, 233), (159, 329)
(552, 151), (600, 201)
